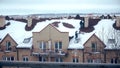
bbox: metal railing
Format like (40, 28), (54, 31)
(0, 61), (120, 68)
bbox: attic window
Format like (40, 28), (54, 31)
(23, 38), (31, 43)
(108, 39), (115, 44)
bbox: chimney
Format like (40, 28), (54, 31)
(27, 16), (32, 27)
(116, 16), (120, 28)
(0, 16), (5, 27)
(84, 17), (89, 28)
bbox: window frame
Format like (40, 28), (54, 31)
(39, 41), (46, 52)
(6, 41), (11, 51)
(2, 56), (14, 61)
(91, 42), (97, 52)
(23, 56), (29, 61)
(54, 41), (62, 52)
(39, 56), (46, 62)
(55, 57), (63, 62)
(72, 58), (79, 63)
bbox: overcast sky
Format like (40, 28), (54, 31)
(0, 0), (120, 15)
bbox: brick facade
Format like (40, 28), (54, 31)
(0, 24), (120, 63)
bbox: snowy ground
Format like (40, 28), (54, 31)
(0, 18), (120, 49)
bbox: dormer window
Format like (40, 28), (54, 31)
(23, 38), (31, 43)
(6, 41), (11, 51)
(91, 42), (97, 52)
(108, 39), (115, 44)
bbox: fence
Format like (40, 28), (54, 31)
(0, 61), (120, 68)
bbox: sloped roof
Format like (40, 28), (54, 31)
(83, 33), (106, 47)
(0, 33), (17, 45)
(33, 24), (68, 34)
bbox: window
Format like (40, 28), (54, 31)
(23, 56), (28, 61)
(2, 56), (14, 61)
(6, 41), (11, 51)
(91, 42), (97, 52)
(55, 57), (63, 62)
(73, 58), (79, 63)
(23, 38), (31, 43)
(87, 59), (93, 63)
(55, 41), (62, 52)
(39, 41), (46, 52)
(111, 58), (117, 63)
(87, 59), (101, 63)
(39, 56), (46, 62)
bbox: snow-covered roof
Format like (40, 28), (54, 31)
(0, 18), (120, 49)
(0, 19), (81, 48)
(68, 19), (120, 49)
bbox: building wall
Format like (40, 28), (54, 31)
(105, 50), (120, 63)
(66, 49), (83, 63)
(17, 48), (38, 61)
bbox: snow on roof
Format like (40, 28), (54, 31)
(94, 19), (120, 49)
(0, 19), (81, 48)
(68, 33), (94, 49)
(0, 18), (119, 49)
(68, 19), (120, 49)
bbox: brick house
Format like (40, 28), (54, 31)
(0, 18), (120, 64)
(0, 34), (18, 61)
(83, 34), (105, 63)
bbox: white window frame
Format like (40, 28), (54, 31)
(55, 57), (63, 62)
(2, 56), (14, 61)
(72, 58), (79, 63)
(87, 59), (101, 63)
(39, 41), (46, 52)
(54, 41), (62, 52)
(23, 56), (28, 61)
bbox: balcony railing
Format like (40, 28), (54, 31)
(32, 49), (67, 57)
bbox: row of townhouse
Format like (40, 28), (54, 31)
(0, 23), (120, 63)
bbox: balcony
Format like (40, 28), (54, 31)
(32, 49), (67, 57)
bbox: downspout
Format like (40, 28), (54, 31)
(17, 48), (19, 61)
(104, 49), (106, 63)
(82, 49), (84, 63)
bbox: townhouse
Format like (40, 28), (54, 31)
(0, 15), (120, 63)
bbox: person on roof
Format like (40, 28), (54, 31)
(75, 31), (78, 40)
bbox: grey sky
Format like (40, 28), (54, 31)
(0, 0), (120, 15)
